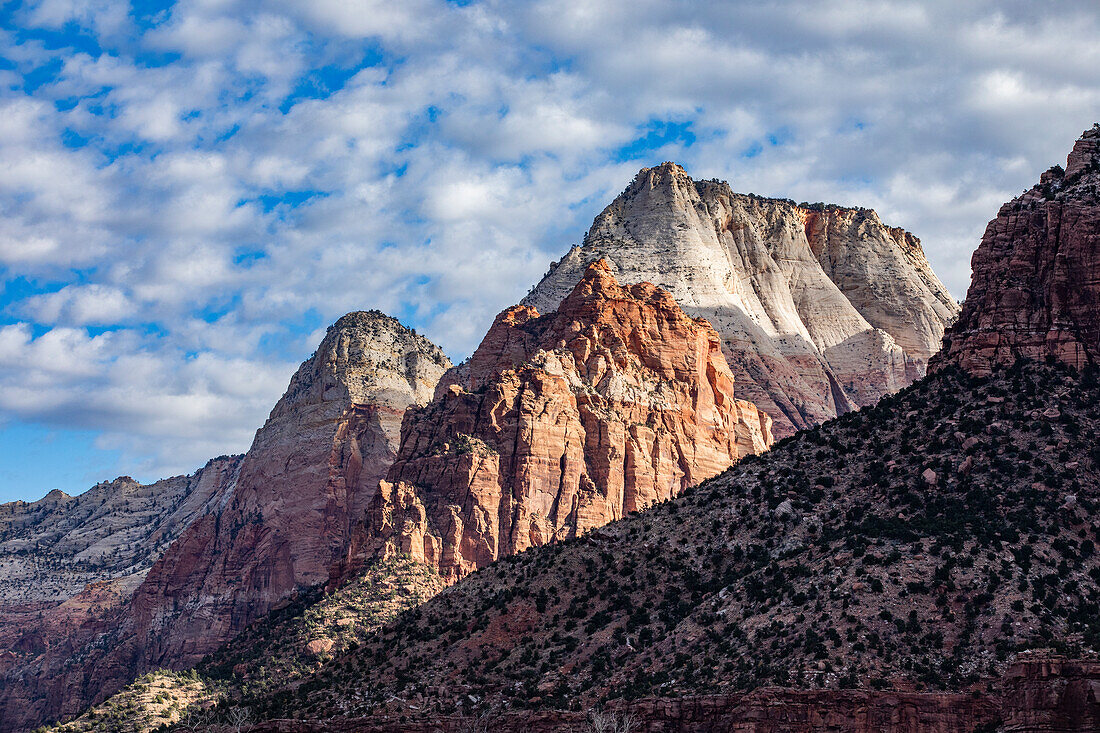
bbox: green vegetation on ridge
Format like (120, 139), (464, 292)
(250, 361), (1100, 722)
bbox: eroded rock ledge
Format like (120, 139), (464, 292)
(247, 655), (1100, 733)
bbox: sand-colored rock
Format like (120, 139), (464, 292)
(525, 163), (958, 436)
(365, 261), (771, 582)
(933, 125), (1100, 375)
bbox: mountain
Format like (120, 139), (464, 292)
(357, 260), (772, 583)
(37, 262), (779, 732)
(0, 312), (451, 732)
(229, 132), (1100, 730)
(0, 457), (240, 661)
(125, 311), (450, 666)
(934, 124), (1100, 375)
(2, 161), (987, 731)
(525, 163), (959, 437)
(247, 360), (1100, 731)
(47, 557), (444, 733)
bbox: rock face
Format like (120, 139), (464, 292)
(247, 656), (1100, 732)
(282, 361), (1100, 725)
(1001, 655), (1100, 732)
(365, 261), (771, 582)
(0, 311), (451, 732)
(933, 125), (1100, 375)
(250, 689), (998, 733)
(126, 311), (450, 666)
(0, 457), (240, 644)
(525, 163), (959, 437)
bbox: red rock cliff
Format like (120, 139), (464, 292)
(933, 124), (1100, 375)
(0, 312), (450, 732)
(363, 260), (772, 582)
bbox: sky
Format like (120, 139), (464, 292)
(0, 0), (1098, 502)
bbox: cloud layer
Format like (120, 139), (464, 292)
(1, 0), (1099, 495)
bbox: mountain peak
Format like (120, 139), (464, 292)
(1065, 123), (1100, 182)
(620, 161), (695, 200)
(526, 164), (958, 438)
(932, 126), (1100, 375)
(641, 160), (690, 178)
(366, 263), (771, 581)
(329, 309), (396, 331)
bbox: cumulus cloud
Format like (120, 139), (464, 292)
(1, 0), (1099, 493)
(23, 285), (134, 326)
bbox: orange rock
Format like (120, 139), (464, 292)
(363, 260), (772, 582)
(305, 638), (335, 657)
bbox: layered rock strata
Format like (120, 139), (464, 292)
(365, 260), (772, 582)
(933, 124), (1100, 375)
(0, 311), (451, 732)
(0, 456), (240, 645)
(126, 311), (450, 665)
(525, 162), (958, 436)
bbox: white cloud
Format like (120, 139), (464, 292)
(24, 285), (134, 326)
(1, 0), (1100, 494)
(0, 322), (295, 479)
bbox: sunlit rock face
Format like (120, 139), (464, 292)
(525, 162), (959, 437)
(933, 125), (1100, 375)
(124, 311), (452, 665)
(0, 311), (451, 732)
(366, 260), (772, 582)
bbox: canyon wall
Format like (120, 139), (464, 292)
(248, 656), (1100, 733)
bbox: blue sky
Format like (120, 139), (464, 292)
(1, 0), (1099, 502)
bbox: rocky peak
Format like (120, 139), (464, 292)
(525, 163), (958, 437)
(0, 455), (242, 618)
(364, 260), (772, 582)
(1064, 123), (1100, 181)
(275, 310), (449, 416)
(932, 124), (1100, 375)
(622, 161), (694, 198)
(0, 311), (452, 731)
(122, 310), (452, 655)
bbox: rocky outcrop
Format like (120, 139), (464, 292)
(246, 656), (1100, 732)
(1001, 655), (1100, 732)
(0, 457), (240, 648)
(0, 312), (451, 732)
(250, 689), (997, 732)
(277, 360), (1100, 725)
(125, 311), (450, 665)
(364, 261), (771, 582)
(525, 163), (959, 437)
(933, 125), (1100, 375)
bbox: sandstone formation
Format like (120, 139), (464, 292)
(365, 261), (771, 581)
(933, 124), (1100, 375)
(0, 311), (451, 732)
(126, 311), (450, 665)
(525, 163), (959, 436)
(277, 361), (1100, 725)
(0, 456), (240, 646)
(1001, 655), (1100, 733)
(249, 690), (996, 733)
